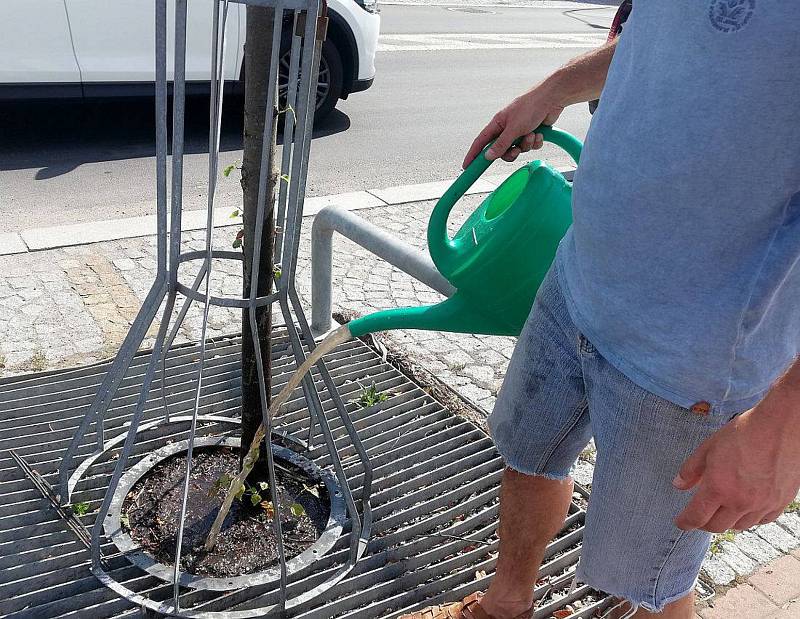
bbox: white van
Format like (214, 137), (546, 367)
(0, 0), (380, 119)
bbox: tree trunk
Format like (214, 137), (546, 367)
(240, 7), (278, 469)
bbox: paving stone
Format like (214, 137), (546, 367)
(776, 598), (800, 617)
(0, 295), (23, 309)
(699, 584), (777, 619)
(570, 459), (594, 487)
(6, 277), (29, 289)
(701, 555), (737, 587)
(719, 541), (759, 576)
(462, 364), (495, 384)
(37, 271), (62, 283)
(442, 349), (474, 369)
(777, 513), (800, 538)
(478, 395), (497, 411)
(113, 257), (136, 271)
(737, 531), (784, 564)
(478, 348), (508, 369)
(756, 523), (800, 553)
(18, 287), (44, 301)
(20, 304), (44, 317)
(748, 555), (800, 606)
(456, 383), (492, 405)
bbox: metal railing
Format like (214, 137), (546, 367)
(310, 206), (456, 336)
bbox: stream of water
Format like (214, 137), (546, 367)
(205, 323), (353, 549)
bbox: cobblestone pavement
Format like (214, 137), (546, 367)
(1, 197), (798, 600)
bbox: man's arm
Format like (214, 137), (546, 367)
(463, 39), (618, 168)
(674, 359), (800, 532)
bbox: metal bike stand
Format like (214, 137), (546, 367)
(55, 1), (372, 616)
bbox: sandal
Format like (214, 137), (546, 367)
(399, 592), (534, 619)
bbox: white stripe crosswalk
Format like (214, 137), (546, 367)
(377, 32), (608, 52)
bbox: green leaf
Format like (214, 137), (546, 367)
(250, 492), (262, 506)
(209, 473), (233, 497)
(72, 501), (90, 516)
(229, 209), (240, 219)
(280, 174), (290, 184)
(354, 382), (390, 408)
(232, 238), (242, 249)
(120, 514), (130, 529)
(234, 484), (245, 501)
(222, 163), (237, 177)
(290, 503), (305, 517)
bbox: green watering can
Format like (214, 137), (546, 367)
(348, 125), (583, 339)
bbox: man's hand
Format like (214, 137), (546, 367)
(673, 380), (800, 533)
(462, 87), (564, 168)
(462, 39), (618, 169)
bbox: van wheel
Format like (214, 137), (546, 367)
(279, 39), (343, 122)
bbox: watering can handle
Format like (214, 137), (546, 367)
(427, 125), (582, 270)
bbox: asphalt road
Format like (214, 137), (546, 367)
(0, 4), (615, 233)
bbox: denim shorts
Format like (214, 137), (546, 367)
(488, 267), (738, 612)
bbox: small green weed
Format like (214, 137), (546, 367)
(30, 350), (47, 372)
(0, 353), (6, 369)
(354, 382), (389, 408)
(785, 500), (800, 514)
(710, 530), (736, 555)
(72, 501), (91, 516)
(578, 445), (596, 463)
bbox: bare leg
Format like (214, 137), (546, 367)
(606, 592), (695, 619)
(479, 468), (575, 619)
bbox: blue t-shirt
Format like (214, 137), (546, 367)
(558, 0), (800, 414)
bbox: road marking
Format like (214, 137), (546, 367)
(382, 1), (614, 8)
(377, 32), (607, 52)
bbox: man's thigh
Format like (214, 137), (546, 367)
(488, 267), (593, 480)
(577, 340), (735, 613)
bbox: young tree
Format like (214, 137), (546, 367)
(240, 6), (278, 468)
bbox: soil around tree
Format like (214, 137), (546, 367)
(122, 446), (329, 578)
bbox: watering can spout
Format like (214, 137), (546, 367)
(348, 295), (516, 339)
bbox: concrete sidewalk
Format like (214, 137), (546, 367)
(2, 184), (799, 615)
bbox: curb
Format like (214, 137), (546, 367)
(1, 168), (573, 257)
(382, 2), (616, 8)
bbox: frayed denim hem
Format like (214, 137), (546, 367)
(503, 462), (572, 482)
(572, 567), (697, 614)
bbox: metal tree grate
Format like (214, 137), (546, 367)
(0, 333), (609, 619)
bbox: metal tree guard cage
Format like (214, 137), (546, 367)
(55, 0), (373, 616)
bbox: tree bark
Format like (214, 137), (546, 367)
(240, 7), (278, 469)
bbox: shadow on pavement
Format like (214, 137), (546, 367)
(562, 6), (616, 29)
(0, 96), (350, 178)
